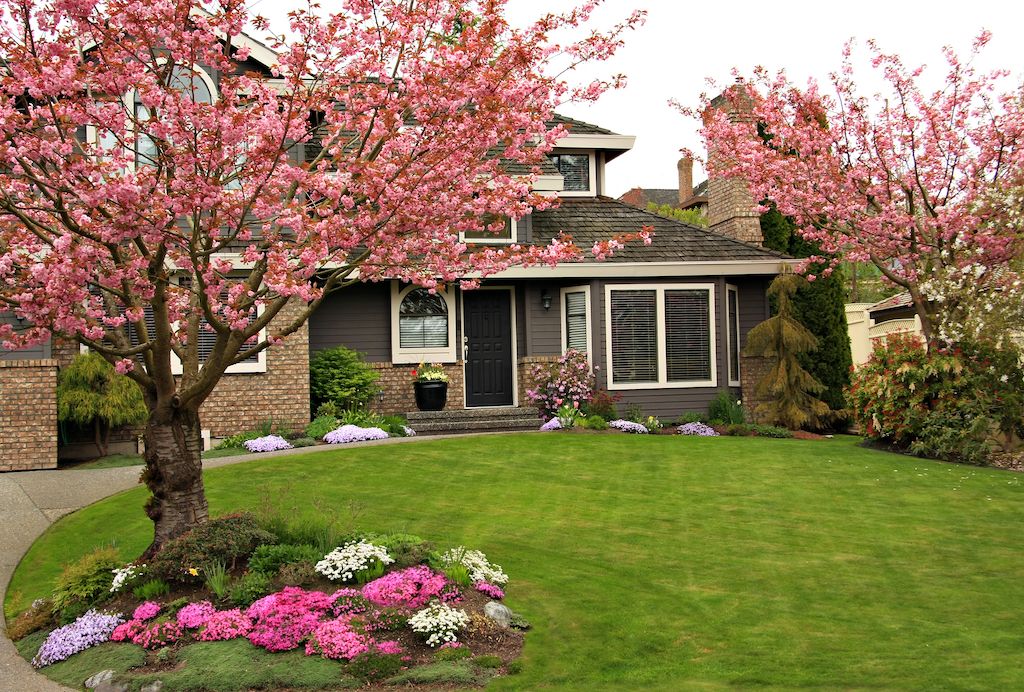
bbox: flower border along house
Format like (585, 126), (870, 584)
(309, 114), (788, 420)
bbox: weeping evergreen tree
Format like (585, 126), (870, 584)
(57, 352), (148, 457)
(744, 269), (830, 430)
(761, 206), (853, 424)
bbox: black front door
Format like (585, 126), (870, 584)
(464, 290), (514, 407)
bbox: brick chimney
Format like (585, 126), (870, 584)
(706, 80), (763, 245)
(677, 157), (693, 205)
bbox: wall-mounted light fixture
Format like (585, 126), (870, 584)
(541, 289), (552, 311)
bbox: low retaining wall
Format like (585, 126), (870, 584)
(0, 359), (58, 471)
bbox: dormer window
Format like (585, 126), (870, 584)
(549, 151), (595, 196)
(461, 216), (516, 244)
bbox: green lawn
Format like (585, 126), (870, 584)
(64, 447), (247, 469)
(9, 434), (1024, 690)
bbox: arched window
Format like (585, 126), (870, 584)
(135, 66), (216, 167)
(399, 288), (449, 349)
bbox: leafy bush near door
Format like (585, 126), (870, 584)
(525, 349), (595, 420)
(57, 353), (148, 457)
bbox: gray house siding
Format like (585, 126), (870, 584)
(308, 284), (392, 361)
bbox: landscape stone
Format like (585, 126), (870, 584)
(483, 601), (513, 628)
(93, 682), (128, 692)
(84, 670), (115, 689)
(140, 682), (164, 692)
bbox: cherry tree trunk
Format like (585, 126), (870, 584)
(142, 406), (209, 554)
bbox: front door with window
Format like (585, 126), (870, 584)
(463, 291), (514, 407)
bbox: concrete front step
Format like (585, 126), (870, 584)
(410, 417), (541, 435)
(405, 406), (537, 423)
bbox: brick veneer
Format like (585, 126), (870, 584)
(199, 299), (310, 437)
(517, 355), (559, 409)
(50, 300), (311, 443)
(0, 359), (58, 471)
(368, 362), (466, 415)
(739, 354), (774, 423)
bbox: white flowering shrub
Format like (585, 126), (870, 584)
(110, 563), (146, 593)
(439, 547), (509, 586)
(407, 601), (470, 647)
(315, 540), (394, 582)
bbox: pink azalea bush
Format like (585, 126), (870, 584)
(362, 566), (450, 609)
(176, 601), (217, 629)
(196, 609), (253, 642)
(474, 581), (505, 599)
(330, 588), (369, 617)
(132, 601), (161, 621)
(305, 617), (372, 660)
(133, 620), (183, 649)
(110, 618), (147, 643)
(526, 349), (595, 420)
(246, 587), (335, 652)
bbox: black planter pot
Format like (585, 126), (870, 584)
(414, 380), (448, 411)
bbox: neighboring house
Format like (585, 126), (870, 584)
(619, 156), (709, 216)
(845, 293), (923, 365)
(0, 27), (788, 471)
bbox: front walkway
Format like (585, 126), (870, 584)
(0, 435), (463, 691)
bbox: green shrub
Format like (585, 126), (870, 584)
(149, 513), (276, 582)
(848, 336), (1024, 465)
(749, 424), (794, 438)
(291, 437), (318, 448)
(366, 533), (433, 569)
(165, 597), (190, 616)
(708, 390), (745, 425)
(6, 599), (52, 641)
(387, 661), (480, 685)
(57, 352), (148, 457)
(275, 561), (319, 587)
(309, 346), (380, 413)
(214, 419), (280, 450)
(361, 607), (405, 632)
(578, 414), (607, 430)
(230, 571), (272, 607)
(132, 578), (171, 601)
(583, 388), (620, 420)
(435, 645), (473, 662)
(347, 651), (404, 682)
(338, 408), (377, 427)
(509, 610), (531, 630)
(675, 411), (705, 425)
(51, 546), (120, 622)
(624, 403), (645, 424)
(248, 544), (324, 576)
(304, 415), (339, 441)
(379, 414), (410, 436)
(204, 559), (230, 599)
(314, 401), (341, 419)
(473, 654), (503, 669)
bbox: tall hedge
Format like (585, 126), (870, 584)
(760, 207), (853, 423)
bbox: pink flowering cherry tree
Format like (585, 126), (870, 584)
(690, 33), (1024, 348)
(0, 0), (646, 550)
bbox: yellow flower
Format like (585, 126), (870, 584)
(187, 567), (200, 577)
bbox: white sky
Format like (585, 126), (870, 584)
(253, 0), (1024, 197)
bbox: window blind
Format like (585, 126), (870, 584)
(665, 289), (711, 382)
(728, 288), (740, 382)
(564, 290), (588, 353)
(610, 290), (657, 383)
(549, 153), (590, 192)
(399, 288), (449, 349)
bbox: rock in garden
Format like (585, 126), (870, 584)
(484, 601), (513, 628)
(93, 683), (128, 692)
(84, 670), (115, 689)
(140, 682), (164, 692)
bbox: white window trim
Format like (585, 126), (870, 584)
(560, 285), (592, 358)
(726, 284), (741, 387)
(391, 281), (458, 364)
(79, 276), (267, 375)
(604, 283), (717, 391)
(460, 285), (519, 408)
(552, 150), (597, 198)
(459, 217), (518, 245)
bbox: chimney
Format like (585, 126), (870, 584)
(705, 80), (764, 245)
(677, 157), (693, 206)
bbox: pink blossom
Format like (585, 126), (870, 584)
(132, 601), (161, 621)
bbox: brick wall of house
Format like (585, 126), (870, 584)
(517, 355), (559, 413)
(367, 362), (466, 415)
(706, 82), (763, 247)
(200, 299), (310, 437)
(0, 359), (58, 471)
(740, 354), (774, 423)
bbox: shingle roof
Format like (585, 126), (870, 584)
(546, 113), (617, 135)
(530, 197), (786, 263)
(868, 292), (912, 313)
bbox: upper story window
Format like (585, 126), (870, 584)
(548, 151), (595, 196)
(462, 216), (516, 244)
(135, 66), (216, 167)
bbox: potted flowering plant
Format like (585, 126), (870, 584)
(412, 363), (449, 411)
